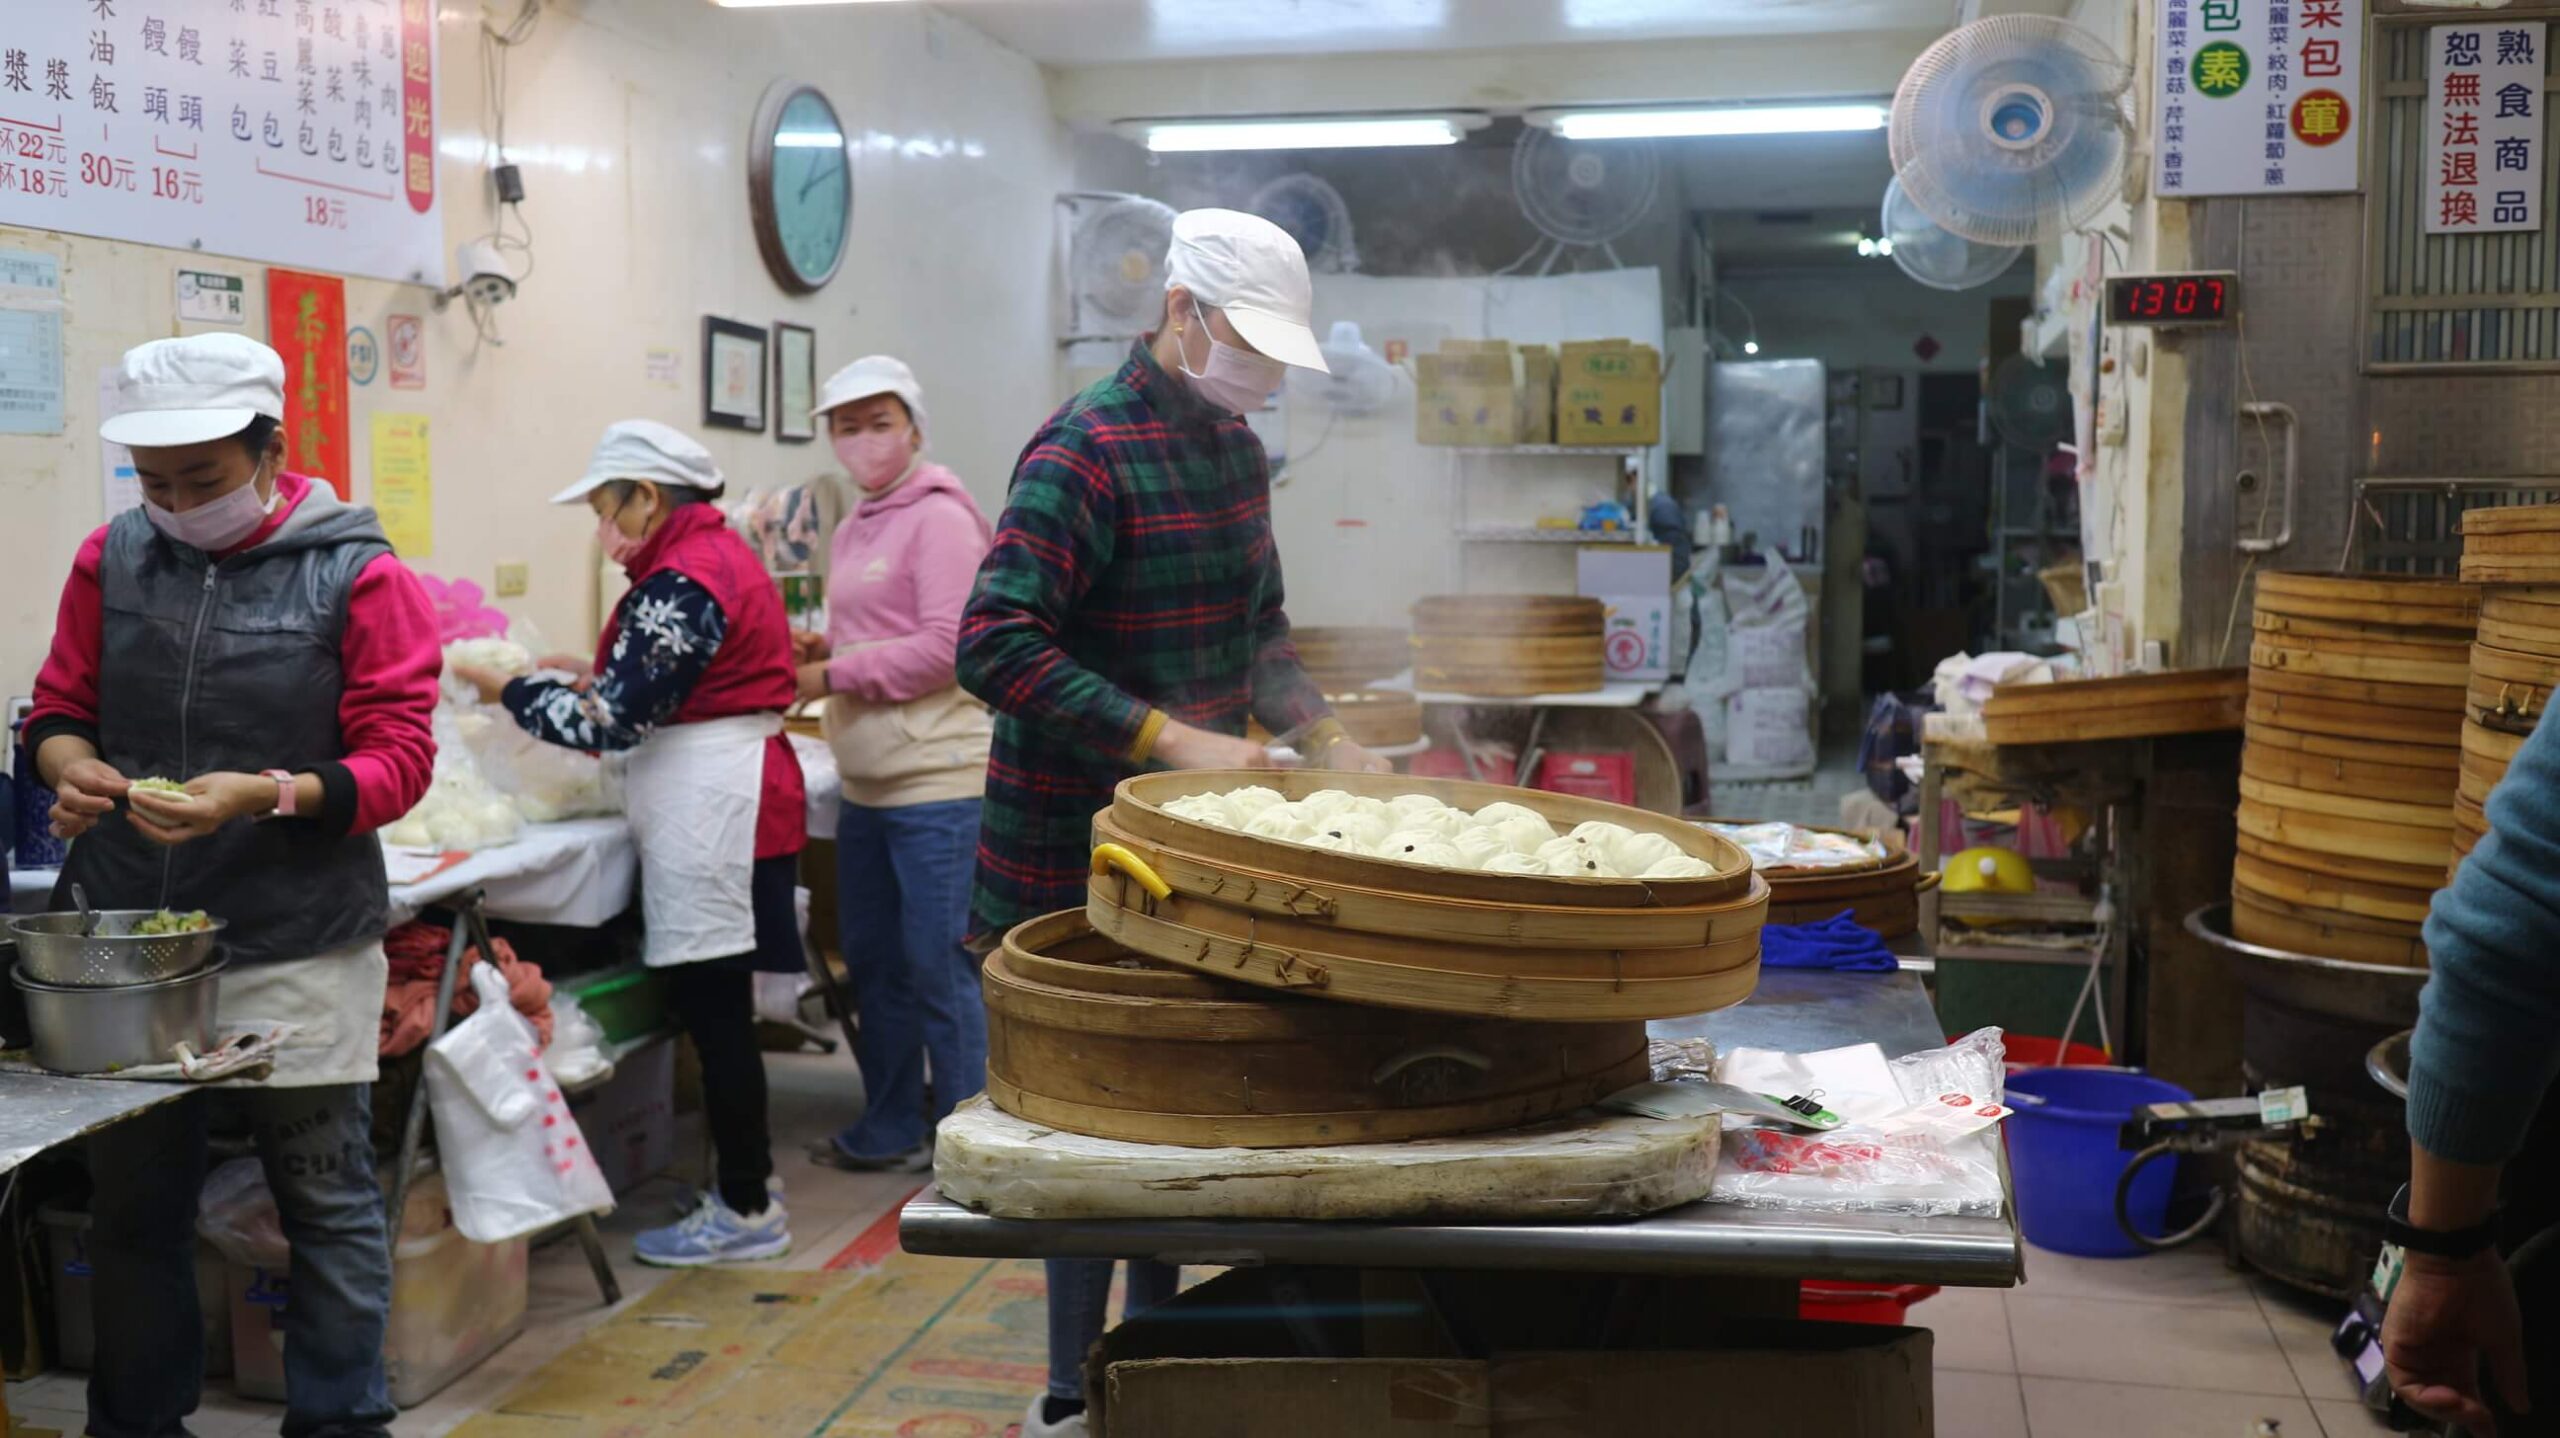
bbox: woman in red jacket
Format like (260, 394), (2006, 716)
(454, 419), (806, 1266)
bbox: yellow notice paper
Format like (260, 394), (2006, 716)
(370, 412), (432, 557)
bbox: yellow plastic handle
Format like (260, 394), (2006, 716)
(1091, 843), (1172, 902)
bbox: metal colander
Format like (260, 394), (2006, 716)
(6, 912), (226, 988)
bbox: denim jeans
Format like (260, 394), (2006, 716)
(830, 797), (988, 1159)
(1045, 1259), (1182, 1402)
(87, 1085), (393, 1438)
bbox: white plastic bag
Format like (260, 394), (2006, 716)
(424, 965), (615, 1242)
(1702, 1027), (2010, 1218)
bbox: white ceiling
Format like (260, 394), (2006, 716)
(939, 0), (1980, 66)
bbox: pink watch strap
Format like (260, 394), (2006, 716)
(264, 769), (297, 818)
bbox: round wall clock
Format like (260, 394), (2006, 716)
(749, 81), (852, 295)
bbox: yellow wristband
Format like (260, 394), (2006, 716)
(1130, 709), (1171, 764)
(1302, 717), (1350, 753)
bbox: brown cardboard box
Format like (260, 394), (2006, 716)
(1518, 343), (1557, 444)
(1416, 340), (1524, 446)
(1095, 1268), (1933, 1437)
(1556, 338), (1663, 447)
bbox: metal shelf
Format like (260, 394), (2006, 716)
(1448, 444), (1647, 457)
(1455, 526), (1639, 544)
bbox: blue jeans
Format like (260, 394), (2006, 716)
(831, 797), (988, 1159)
(87, 1085), (393, 1438)
(1046, 1259), (1182, 1402)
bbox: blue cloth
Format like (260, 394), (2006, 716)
(503, 570), (727, 753)
(829, 796), (989, 1160)
(1759, 911), (1899, 972)
(1046, 1258), (1181, 1401)
(2416, 705), (2560, 1166)
(87, 1085), (393, 1438)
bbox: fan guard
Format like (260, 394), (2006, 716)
(1890, 15), (2134, 247)
(1883, 176), (2022, 291)
(1250, 174), (1359, 274)
(1513, 128), (1661, 249)
(1062, 193), (1178, 340)
(1988, 355), (2073, 450)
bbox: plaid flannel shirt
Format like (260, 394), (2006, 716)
(957, 339), (1330, 944)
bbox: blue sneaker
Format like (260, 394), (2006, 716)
(633, 1193), (791, 1268)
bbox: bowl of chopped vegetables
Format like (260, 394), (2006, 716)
(5, 909), (225, 988)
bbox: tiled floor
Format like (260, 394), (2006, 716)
(7, 1048), (2399, 1438)
(1926, 1240), (2396, 1438)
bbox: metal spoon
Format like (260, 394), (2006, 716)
(73, 883), (98, 938)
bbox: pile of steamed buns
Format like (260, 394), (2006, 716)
(1159, 787), (1715, 880)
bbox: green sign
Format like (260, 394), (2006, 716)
(2194, 41), (2251, 98)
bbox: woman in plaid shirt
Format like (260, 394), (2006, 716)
(958, 209), (1385, 1438)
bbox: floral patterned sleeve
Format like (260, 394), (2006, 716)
(501, 571), (729, 752)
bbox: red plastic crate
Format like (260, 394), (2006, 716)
(1531, 750), (1636, 806)
(1799, 1281), (1940, 1325)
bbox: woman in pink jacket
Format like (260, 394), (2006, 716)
(795, 357), (996, 1171)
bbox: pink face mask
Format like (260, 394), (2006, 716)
(596, 496), (649, 567)
(834, 429), (915, 494)
(1177, 298), (1288, 415)
(144, 463), (279, 553)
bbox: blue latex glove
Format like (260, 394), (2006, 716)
(1759, 911), (1898, 972)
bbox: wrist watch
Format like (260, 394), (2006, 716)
(2385, 1182), (2501, 1259)
(263, 769), (298, 819)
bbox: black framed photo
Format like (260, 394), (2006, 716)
(774, 322), (817, 444)
(703, 316), (769, 433)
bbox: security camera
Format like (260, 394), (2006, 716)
(438, 240), (518, 309)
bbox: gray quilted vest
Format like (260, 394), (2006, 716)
(58, 497), (395, 966)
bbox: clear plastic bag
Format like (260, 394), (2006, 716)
(195, 1157), (290, 1268)
(1703, 1027), (2010, 1218)
(545, 991), (613, 1089)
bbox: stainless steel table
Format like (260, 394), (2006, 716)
(0, 1073), (194, 1176)
(900, 967), (2022, 1288)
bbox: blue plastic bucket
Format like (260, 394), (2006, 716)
(2005, 1067), (2194, 1258)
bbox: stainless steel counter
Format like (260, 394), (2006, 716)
(900, 966), (2023, 1288)
(1, 1072), (193, 1176)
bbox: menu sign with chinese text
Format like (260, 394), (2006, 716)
(0, 0), (440, 286)
(2156, 0), (2363, 196)
(2426, 23), (2545, 235)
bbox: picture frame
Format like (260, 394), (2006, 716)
(703, 316), (769, 433)
(774, 322), (817, 443)
(1867, 373), (1905, 411)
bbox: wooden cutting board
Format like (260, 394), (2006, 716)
(1979, 668), (2248, 745)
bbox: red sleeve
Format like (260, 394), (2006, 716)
(23, 529), (110, 743)
(333, 553), (442, 835)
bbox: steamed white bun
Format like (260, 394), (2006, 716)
(1225, 785), (1287, 821)
(1313, 812), (1391, 849)
(1165, 793), (1241, 829)
(1639, 854), (1715, 879)
(1245, 804), (1313, 842)
(1487, 815), (1556, 855)
(1472, 801), (1550, 830)
(1569, 820), (1639, 852)
(1398, 840), (1465, 869)
(1481, 851), (1548, 875)
(1611, 831), (1687, 874)
(1298, 789), (1357, 821)
(1452, 826), (1512, 869)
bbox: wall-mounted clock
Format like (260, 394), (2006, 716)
(749, 81), (852, 295)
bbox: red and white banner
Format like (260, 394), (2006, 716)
(0, 0), (441, 285)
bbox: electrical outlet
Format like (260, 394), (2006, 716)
(494, 561), (529, 598)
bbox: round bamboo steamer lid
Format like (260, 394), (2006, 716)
(2251, 572), (2480, 630)
(1089, 811), (1764, 951)
(2237, 775), (2455, 833)
(1250, 691), (1425, 749)
(1111, 770), (1755, 911)
(1979, 668), (2247, 745)
(2463, 717), (2527, 768)
(1703, 822), (1920, 940)
(1085, 885), (1761, 1022)
(2456, 747), (2515, 809)
(1292, 627), (1412, 685)
(2230, 852), (2437, 926)
(1411, 634), (1607, 666)
(2245, 690), (2466, 747)
(2231, 892), (2428, 968)
(2457, 504), (2560, 584)
(2240, 743), (2460, 808)
(1412, 594), (1605, 637)
(2240, 712), (2460, 772)
(2249, 639), (2474, 689)
(2473, 612), (2560, 661)
(1411, 662), (1606, 698)
(2237, 797), (2454, 870)
(984, 911), (1651, 1148)
(2236, 831), (2450, 893)
(2246, 662), (2469, 716)
(2452, 790), (2490, 840)
(2250, 610), (2477, 649)
(2465, 642), (2557, 732)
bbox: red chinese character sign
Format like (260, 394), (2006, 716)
(0, 4), (439, 286)
(2427, 23), (2543, 235)
(268, 268), (350, 499)
(2155, 0), (2363, 196)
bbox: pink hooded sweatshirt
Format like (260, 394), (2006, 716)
(819, 459), (996, 808)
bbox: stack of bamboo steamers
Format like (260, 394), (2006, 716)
(1257, 626), (1424, 749)
(2233, 572), (2478, 967)
(2454, 506), (2560, 872)
(982, 772), (1765, 1148)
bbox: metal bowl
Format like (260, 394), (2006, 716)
(6, 911), (226, 988)
(9, 957), (225, 1074)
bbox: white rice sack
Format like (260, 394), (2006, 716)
(1639, 855), (1715, 879)
(1611, 831), (1688, 875)
(1225, 785), (1287, 821)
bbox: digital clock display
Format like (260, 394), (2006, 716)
(2106, 272), (2237, 326)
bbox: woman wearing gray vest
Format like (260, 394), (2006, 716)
(21, 334), (442, 1438)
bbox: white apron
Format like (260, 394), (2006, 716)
(211, 940), (390, 1088)
(618, 712), (780, 968)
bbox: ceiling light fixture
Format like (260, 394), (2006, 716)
(1118, 114), (1485, 153)
(1743, 340), (1761, 355)
(1532, 103), (1888, 141)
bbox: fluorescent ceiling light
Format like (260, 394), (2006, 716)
(1124, 115), (1478, 153)
(1538, 104), (1887, 141)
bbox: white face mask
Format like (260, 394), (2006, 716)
(144, 460), (280, 552)
(1177, 298), (1287, 414)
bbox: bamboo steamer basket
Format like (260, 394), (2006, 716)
(2458, 504), (2560, 585)
(2467, 643), (2554, 734)
(2235, 797), (2453, 871)
(2251, 571), (2481, 630)
(1411, 594), (1605, 696)
(1291, 626), (1412, 686)
(2246, 662), (2470, 716)
(2236, 831), (2448, 893)
(2239, 744), (2472, 808)
(1979, 669), (2247, 746)
(2238, 711), (2460, 772)
(2243, 691), (2466, 748)
(2231, 850), (2436, 926)
(1094, 770), (1764, 1020)
(2231, 891), (2428, 968)
(985, 910), (1650, 1148)
(1248, 690), (1425, 749)
(1702, 820), (1929, 940)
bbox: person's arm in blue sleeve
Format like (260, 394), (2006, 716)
(502, 571), (729, 752)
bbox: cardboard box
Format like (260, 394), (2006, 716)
(1577, 545), (1674, 682)
(1095, 1268), (1933, 1437)
(1556, 338), (1663, 447)
(1415, 340), (1554, 446)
